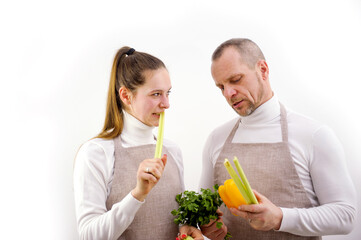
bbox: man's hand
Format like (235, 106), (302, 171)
(229, 190), (283, 231)
(200, 209), (228, 240)
(179, 225), (204, 240)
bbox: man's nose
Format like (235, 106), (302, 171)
(223, 86), (236, 99)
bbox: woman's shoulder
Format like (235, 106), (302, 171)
(76, 137), (115, 166)
(163, 138), (182, 155)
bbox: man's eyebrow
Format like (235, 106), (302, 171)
(227, 73), (242, 81)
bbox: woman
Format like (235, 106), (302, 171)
(73, 47), (203, 239)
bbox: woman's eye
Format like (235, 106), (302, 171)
(153, 93), (160, 97)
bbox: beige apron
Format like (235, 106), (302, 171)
(106, 135), (182, 239)
(214, 104), (321, 240)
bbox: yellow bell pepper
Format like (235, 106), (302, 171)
(219, 178), (247, 209)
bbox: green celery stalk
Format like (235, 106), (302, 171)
(233, 156), (258, 204)
(224, 158), (252, 204)
(154, 111), (165, 158)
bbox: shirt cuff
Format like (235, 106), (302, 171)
(278, 207), (298, 232)
(111, 192), (145, 214)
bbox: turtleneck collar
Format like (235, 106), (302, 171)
(121, 110), (155, 145)
(239, 95), (280, 125)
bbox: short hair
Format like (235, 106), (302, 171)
(212, 38), (265, 69)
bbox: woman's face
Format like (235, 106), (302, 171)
(127, 67), (171, 127)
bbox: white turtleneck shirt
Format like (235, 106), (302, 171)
(73, 111), (184, 240)
(199, 95), (357, 236)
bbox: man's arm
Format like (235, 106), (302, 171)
(229, 126), (357, 236)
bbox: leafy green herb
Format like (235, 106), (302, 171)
(171, 185), (232, 240)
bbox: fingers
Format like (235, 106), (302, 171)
(140, 157), (166, 181)
(216, 208), (224, 216)
(161, 153), (167, 166)
(252, 189), (264, 202)
(229, 190), (283, 231)
(179, 225), (204, 240)
(200, 218), (227, 240)
(201, 218), (215, 227)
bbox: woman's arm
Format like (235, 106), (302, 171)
(73, 141), (143, 240)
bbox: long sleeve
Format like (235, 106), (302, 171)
(279, 126), (357, 236)
(199, 131), (220, 191)
(73, 140), (143, 240)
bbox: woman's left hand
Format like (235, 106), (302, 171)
(179, 225), (204, 240)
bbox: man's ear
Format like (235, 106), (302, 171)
(257, 60), (269, 81)
(119, 87), (132, 106)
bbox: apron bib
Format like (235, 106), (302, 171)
(214, 104), (321, 240)
(106, 136), (181, 239)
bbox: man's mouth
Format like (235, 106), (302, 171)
(232, 100), (244, 108)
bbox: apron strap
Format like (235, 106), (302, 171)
(279, 103), (289, 143)
(224, 118), (241, 145)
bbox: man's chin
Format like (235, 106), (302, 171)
(233, 106), (254, 117)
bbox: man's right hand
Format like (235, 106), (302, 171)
(200, 209), (228, 240)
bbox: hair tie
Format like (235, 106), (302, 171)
(126, 48), (135, 56)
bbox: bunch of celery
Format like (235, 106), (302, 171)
(223, 157), (258, 205)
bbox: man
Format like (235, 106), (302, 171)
(199, 38), (357, 240)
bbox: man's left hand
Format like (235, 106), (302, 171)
(229, 190), (283, 231)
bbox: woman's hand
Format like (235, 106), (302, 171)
(200, 209), (228, 240)
(131, 154), (167, 201)
(179, 225), (204, 240)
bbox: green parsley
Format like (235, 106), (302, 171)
(171, 184), (231, 239)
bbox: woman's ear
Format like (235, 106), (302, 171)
(119, 87), (132, 106)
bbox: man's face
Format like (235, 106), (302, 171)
(211, 47), (270, 117)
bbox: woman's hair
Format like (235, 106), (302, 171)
(96, 46), (166, 139)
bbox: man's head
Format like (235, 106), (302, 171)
(211, 38), (273, 117)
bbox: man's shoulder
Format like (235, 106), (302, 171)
(286, 108), (332, 139)
(208, 117), (240, 140)
(287, 108), (323, 129)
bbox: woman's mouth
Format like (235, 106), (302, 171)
(153, 112), (161, 118)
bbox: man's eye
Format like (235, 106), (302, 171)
(231, 78), (241, 83)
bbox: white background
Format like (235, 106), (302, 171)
(1, 0), (360, 239)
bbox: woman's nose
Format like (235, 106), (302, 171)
(160, 95), (170, 109)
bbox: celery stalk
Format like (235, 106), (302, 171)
(154, 111), (165, 158)
(224, 159), (252, 204)
(233, 157), (258, 204)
